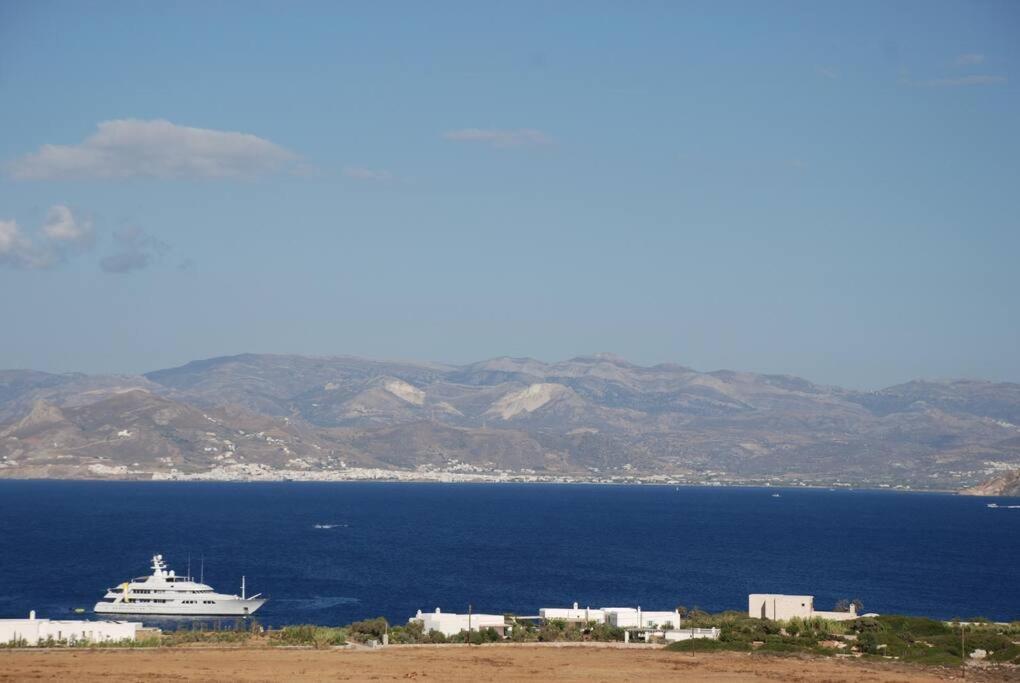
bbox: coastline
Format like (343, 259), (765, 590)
(0, 469), (971, 495)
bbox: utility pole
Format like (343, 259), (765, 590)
(468, 603), (473, 644)
(961, 622), (966, 680)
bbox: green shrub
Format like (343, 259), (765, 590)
(875, 615), (950, 637)
(469, 627), (501, 644)
(759, 638), (803, 654)
(348, 617), (388, 643)
(587, 623), (624, 642)
(387, 621), (424, 644)
(858, 631), (881, 655)
(269, 625), (346, 647)
(507, 619), (537, 642)
(848, 618), (883, 633)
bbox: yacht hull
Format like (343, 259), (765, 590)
(94, 598), (266, 617)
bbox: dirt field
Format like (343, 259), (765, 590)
(0, 644), (1007, 682)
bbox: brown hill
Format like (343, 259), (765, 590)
(959, 469), (1020, 497)
(2, 353), (1019, 487)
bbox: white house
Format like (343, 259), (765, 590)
(0, 611), (142, 646)
(748, 594), (858, 622)
(410, 608), (506, 637)
(539, 602), (607, 624)
(603, 607), (682, 629)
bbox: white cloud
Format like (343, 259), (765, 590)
(100, 226), (170, 274)
(0, 219), (49, 269)
(41, 204), (94, 249)
(7, 119), (300, 180)
(955, 53), (985, 66)
(913, 74), (1006, 87)
(443, 128), (553, 148)
(815, 66), (838, 80)
(0, 205), (94, 270)
(343, 166), (393, 182)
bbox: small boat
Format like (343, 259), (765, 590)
(94, 554), (266, 617)
(987, 503), (999, 508)
(771, 493), (781, 498)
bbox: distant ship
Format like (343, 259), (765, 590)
(94, 554), (266, 616)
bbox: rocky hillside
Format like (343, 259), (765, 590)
(959, 469), (1020, 497)
(2, 353), (1019, 488)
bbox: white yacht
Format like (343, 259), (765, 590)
(94, 554), (266, 616)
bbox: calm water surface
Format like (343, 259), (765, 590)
(0, 481), (1017, 625)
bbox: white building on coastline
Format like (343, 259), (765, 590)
(0, 611), (142, 646)
(410, 608), (506, 637)
(748, 594), (858, 621)
(539, 602), (607, 624)
(538, 604), (684, 629)
(603, 607), (683, 629)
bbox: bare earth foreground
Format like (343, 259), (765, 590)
(1, 645), (1010, 683)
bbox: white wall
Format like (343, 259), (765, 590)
(748, 595), (859, 622)
(812, 608), (858, 622)
(539, 604), (606, 623)
(0, 613), (140, 645)
(748, 594), (813, 621)
(410, 609), (505, 637)
(664, 627), (721, 642)
(604, 608), (681, 629)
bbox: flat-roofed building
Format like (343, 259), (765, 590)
(539, 602), (606, 624)
(748, 594), (858, 621)
(0, 611), (141, 646)
(604, 607), (682, 629)
(410, 608), (506, 637)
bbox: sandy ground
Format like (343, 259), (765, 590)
(0, 644), (1008, 682)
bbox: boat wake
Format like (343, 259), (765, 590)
(313, 523), (348, 529)
(274, 596), (359, 610)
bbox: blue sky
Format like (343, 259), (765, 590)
(1, 1), (1017, 388)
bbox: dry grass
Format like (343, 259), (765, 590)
(3, 643), (1015, 682)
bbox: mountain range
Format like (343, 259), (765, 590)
(2, 353), (1019, 491)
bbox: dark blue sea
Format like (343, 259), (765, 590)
(1, 481), (1018, 626)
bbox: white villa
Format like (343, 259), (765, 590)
(539, 603), (607, 624)
(603, 607), (683, 629)
(0, 611), (142, 646)
(410, 608), (506, 637)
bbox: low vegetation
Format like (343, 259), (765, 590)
(385, 616), (625, 644)
(6, 610), (1018, 674)
(666, 612), (1020, 666)
(268, 625), (347, 648)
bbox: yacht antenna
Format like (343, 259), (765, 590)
(200, 555), (204, 584)
(242, 575), (246, 600)
(187, 553), (192, 581)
